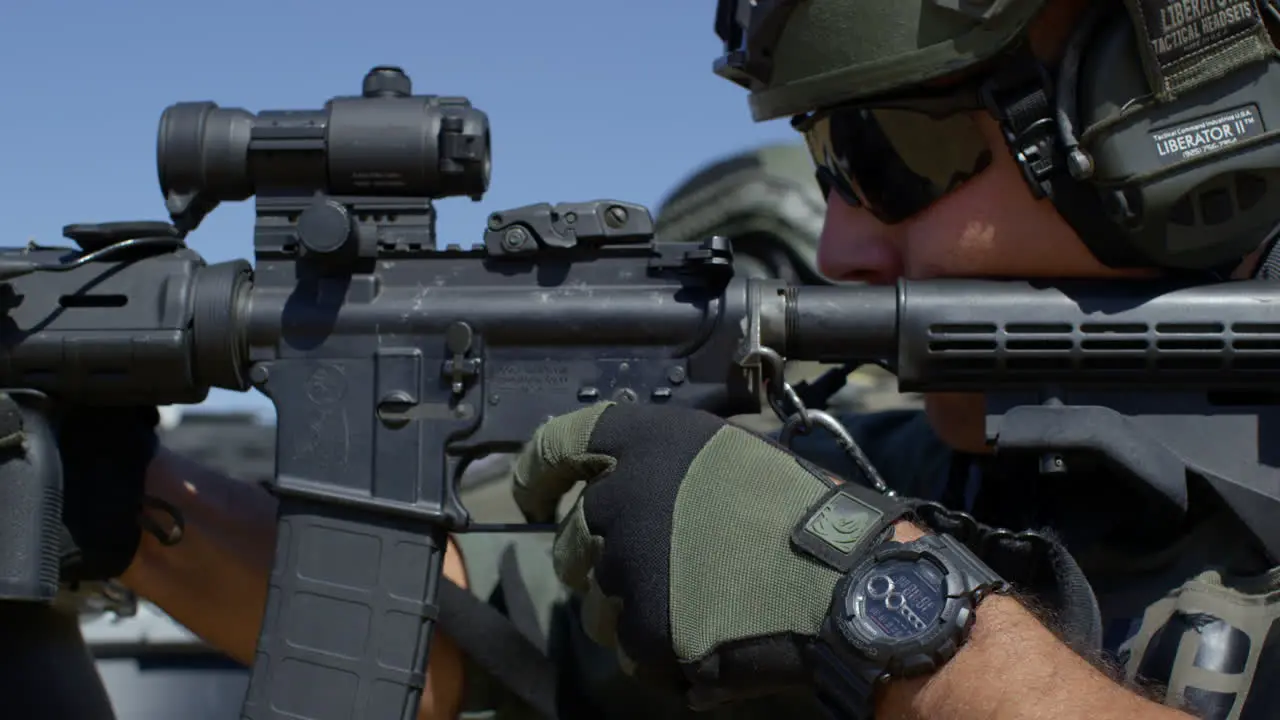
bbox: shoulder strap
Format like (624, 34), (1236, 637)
(438, 573), (562, 720)
(494, 545), (547, 653)
(980, 44), (1153, 270)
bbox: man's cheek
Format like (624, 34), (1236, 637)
(924, 392), (990, 455)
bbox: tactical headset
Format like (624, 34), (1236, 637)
(1011, 0), (1280, 274)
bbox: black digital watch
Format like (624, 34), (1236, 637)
(789, 481), (1007, 720)
(809, 533), (1006, 719)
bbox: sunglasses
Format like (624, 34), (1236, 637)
(791, 87), (997, 225)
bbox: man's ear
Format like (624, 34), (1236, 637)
(1027, 0), (1096, 66)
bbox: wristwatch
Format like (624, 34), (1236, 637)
(808, 532), (1007, 719)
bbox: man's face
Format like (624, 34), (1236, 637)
(805, 0), (1280, 452)
(816, 110), (1150, 453)
(811, 0), (1160, 453)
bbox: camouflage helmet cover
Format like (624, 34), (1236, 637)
(655, 142), (827, 283)
(714, 0), (1049, 121)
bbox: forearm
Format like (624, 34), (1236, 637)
(877, 573), (1190, 720)
(119, 446), (469, 720)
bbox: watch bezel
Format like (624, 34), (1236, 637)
(829, 540), (979, 679)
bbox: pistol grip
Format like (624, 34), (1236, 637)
(241, 497), (445, 720)
(0, 399), (62, 603)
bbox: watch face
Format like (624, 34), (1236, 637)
(851, 558), (947, 641)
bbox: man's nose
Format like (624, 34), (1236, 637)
(817, 191), (904, 285)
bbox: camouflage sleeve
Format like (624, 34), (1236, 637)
(779, 409), (956, 502)
(450, 530), (704, 719)
(449, 531), (564, 720)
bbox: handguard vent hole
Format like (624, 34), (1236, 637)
(59, 294), (126, 308)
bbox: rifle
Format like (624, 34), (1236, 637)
(2, 65), (1279, 720)
(779, 277), (1280, 563)
(0, 65), (785, 720)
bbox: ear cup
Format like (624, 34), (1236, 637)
(1074, 14), (1151, 136)
(1067, 9), (1280, 270)
(1168, 172), (1271, 227)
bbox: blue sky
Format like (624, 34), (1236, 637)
(0, 0), (798, 419)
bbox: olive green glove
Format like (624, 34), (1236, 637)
(512, 401), (901, 708)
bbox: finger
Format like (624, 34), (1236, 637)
(551, 498), (601, 592)
(579, 570), (624, 652)
(512, 402), (617, 522)
(614, 642), (638, 678)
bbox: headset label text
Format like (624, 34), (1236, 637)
(1149, 104), (1264, 164)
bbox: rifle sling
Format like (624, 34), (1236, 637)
(438, 558), (562, 720)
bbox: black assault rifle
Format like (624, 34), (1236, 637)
(1, 66), (1278, 720)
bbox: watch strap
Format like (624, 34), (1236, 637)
(807, 636), (880, 720)
(928, 533), (1009, 600)
(906, 500), (1104, 657)
(790, 482), (911, 574)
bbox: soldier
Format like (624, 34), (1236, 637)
(49, 1), (1280, 718)
(488, 0), (1277, 717)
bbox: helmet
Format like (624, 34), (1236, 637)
(655, 142), (829, 284)
(712, 0), (1046, 122)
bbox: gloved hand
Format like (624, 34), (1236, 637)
(56, 404), (163, 584)
(511, 401), (894, 708)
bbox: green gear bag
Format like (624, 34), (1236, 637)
(654, 142), (827, 285)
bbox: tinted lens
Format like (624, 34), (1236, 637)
(801, 106), (992, 224)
